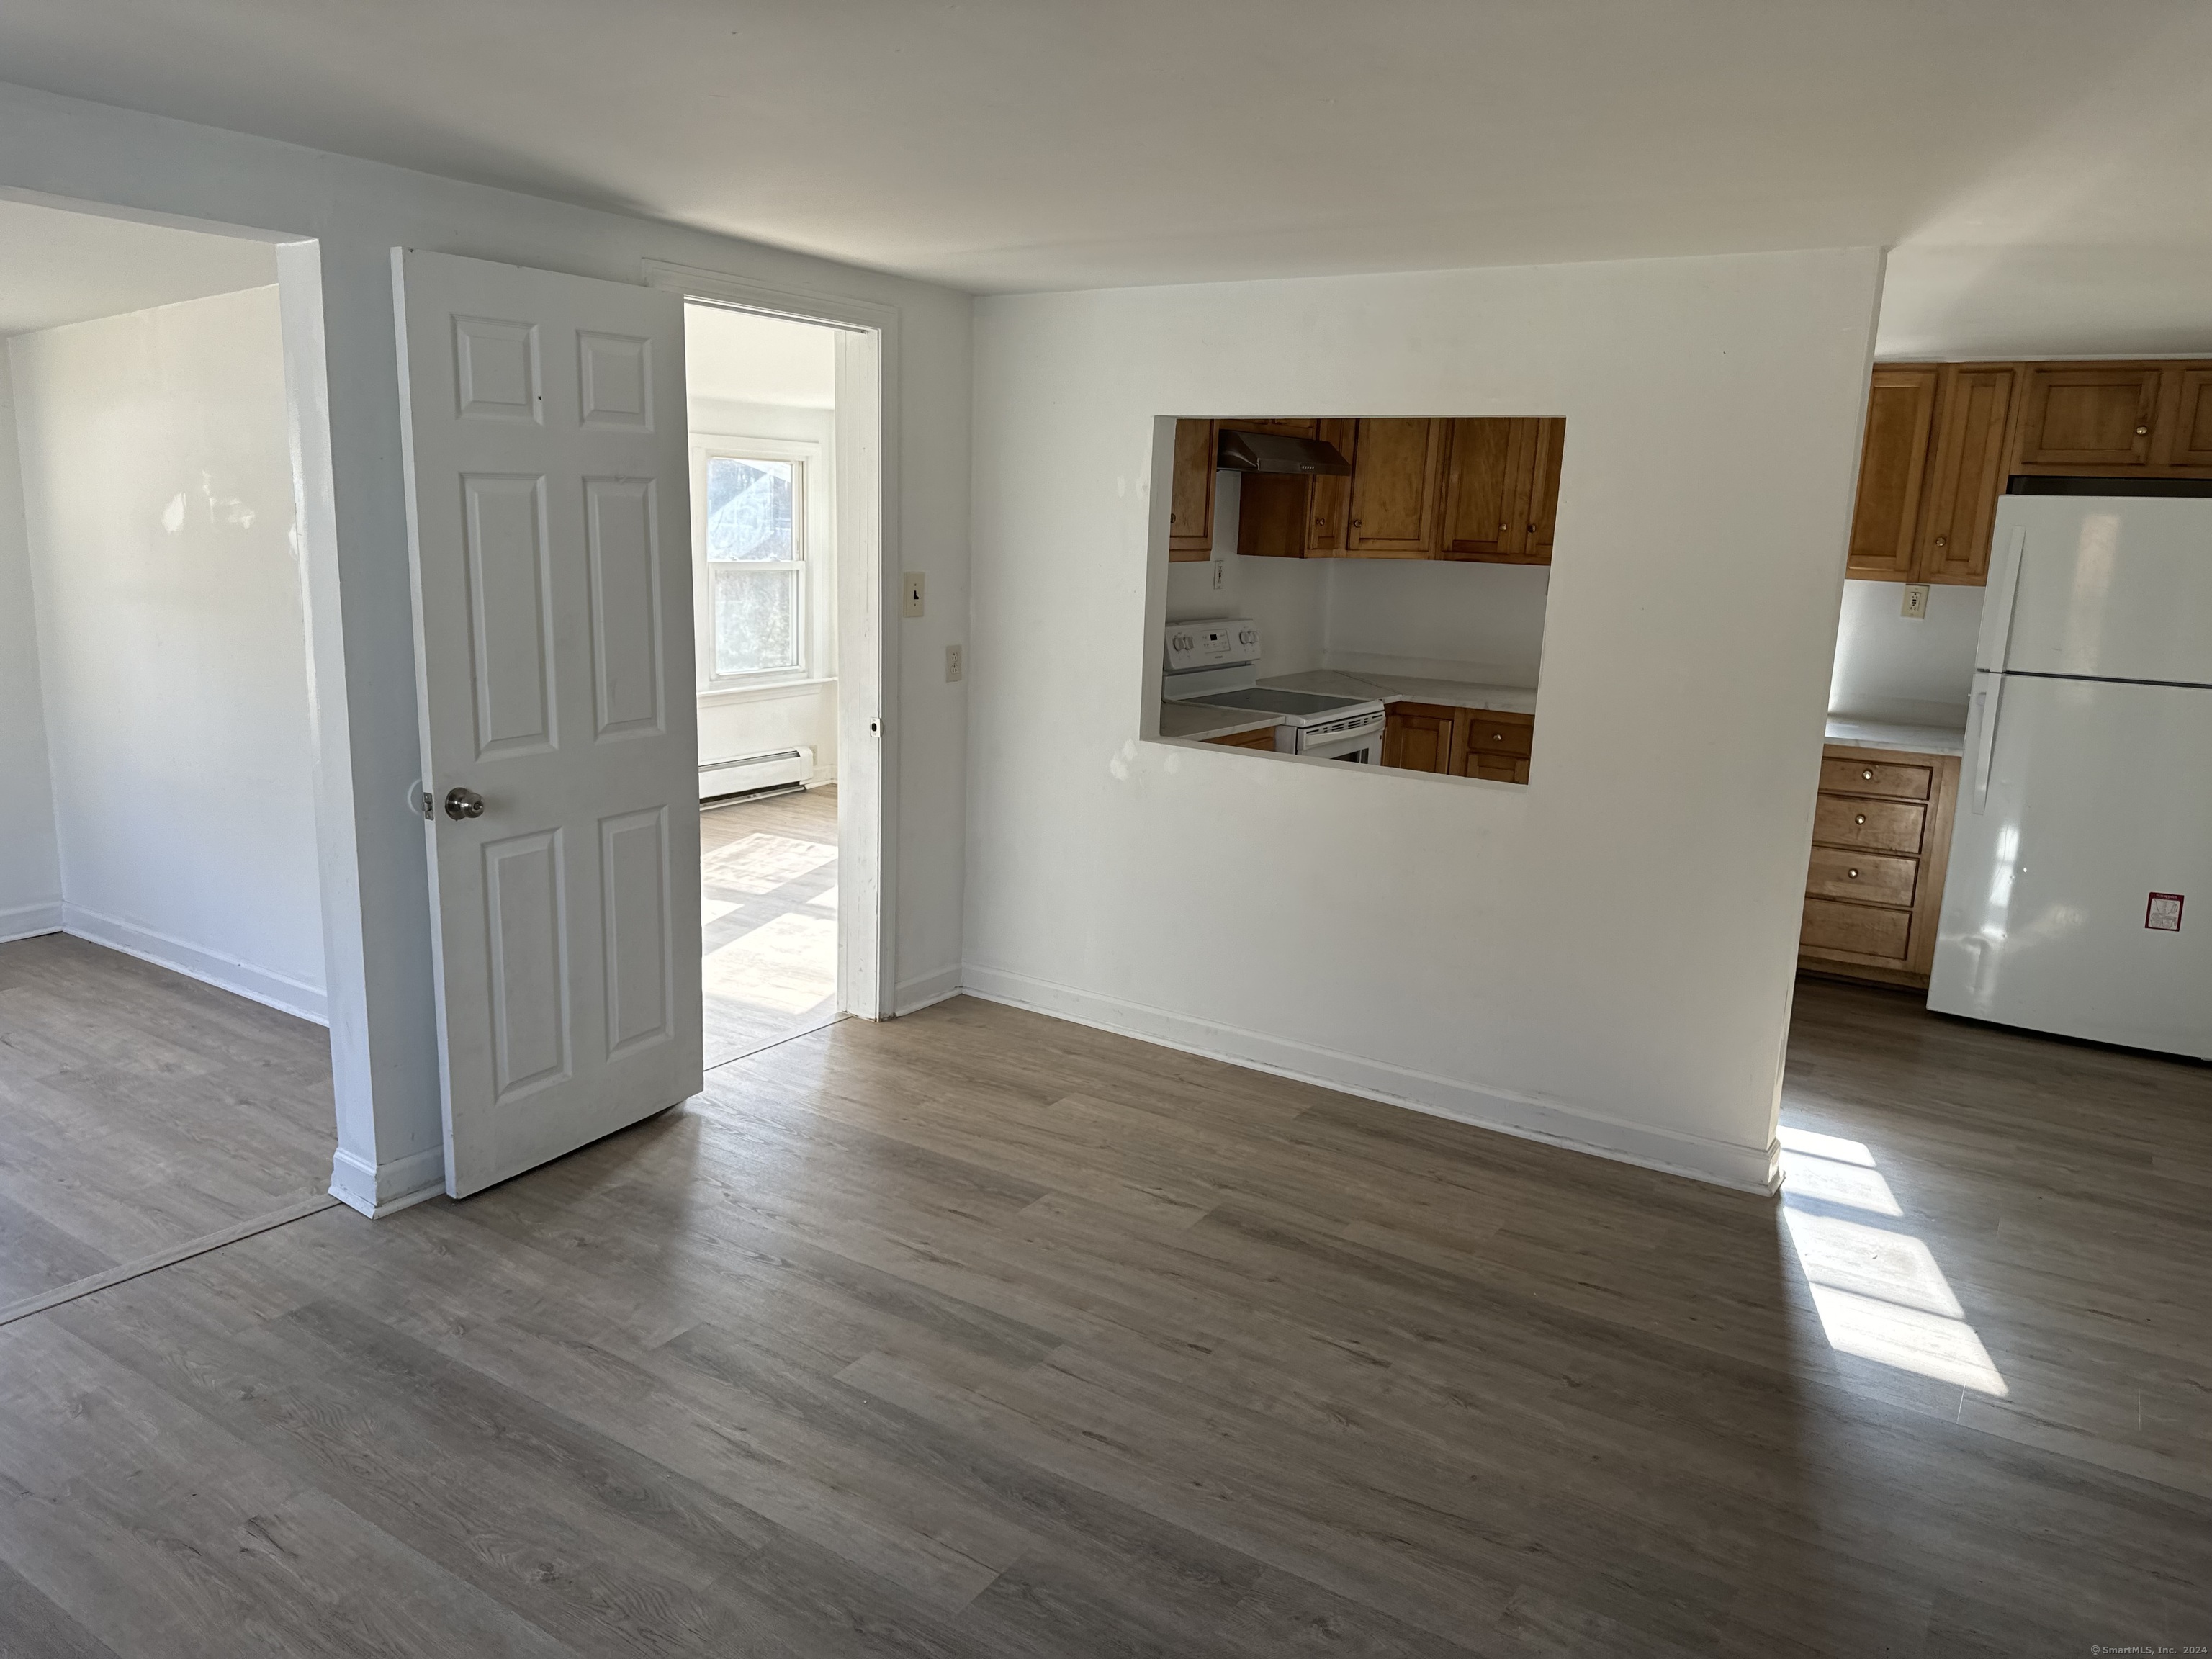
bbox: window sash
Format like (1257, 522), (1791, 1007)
(693, 445), (810, 689)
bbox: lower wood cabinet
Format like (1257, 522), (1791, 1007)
(1798, 744), (1959, 987)
(1204, 725), (1280, 750)
(1381, 703), (1534, 785)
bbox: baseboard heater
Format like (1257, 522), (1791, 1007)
(699, 746), (813, 803)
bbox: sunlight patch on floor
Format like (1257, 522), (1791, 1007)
(703, 832), (837, 894)
(1779, 1125), (2008, 1397)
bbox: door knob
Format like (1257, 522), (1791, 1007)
(443, 786), (486, 821)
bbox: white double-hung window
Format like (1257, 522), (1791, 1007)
(691, 436), (827, 691)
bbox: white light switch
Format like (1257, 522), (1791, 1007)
(1901, 583), (1930, 619)
(1213, 560), (1226, 590)
(902, 571), (925, 619)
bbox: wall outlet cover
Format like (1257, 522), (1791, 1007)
(902, 571), (925, 619)
(1901, 583), (1930, 619)
(946, 643), (963, 683)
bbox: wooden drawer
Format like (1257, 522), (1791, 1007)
(1812, 794), (1925, 855)
(1205, 726), (1279, 750)
(1460, 710), (1534, 759)
(1470, 756), (1530, 784)
(1820, 755), (1932, 800)
(1802, 897), (1912, 963)
(1806, 847), (1917, 909)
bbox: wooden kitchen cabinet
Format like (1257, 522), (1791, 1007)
(2015, 366), (2161, 468)
(2168, 369), (2212, 467)
(1381, 702), (1457, 773)
(1437, 417), (1566, 565)
(1845, 367), (1939, 580)
(1916, 365), (2018, 585)
(1205, 725), (1281, 750)
(1168, 418), (1217, 562)
(1455, 707), (1533, 785)
(1344, 418), (1447, 557)
(1798, 744), (1959, 988)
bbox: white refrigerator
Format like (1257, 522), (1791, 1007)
(1928, 494), (2212, 1059)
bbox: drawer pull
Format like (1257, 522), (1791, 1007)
(2137, 426), (2149, 436)
(1493, 732), (1504, 742)
(1861, 768), (1874, 780)
(1848, 868), (1861, 879)
(1855, 814), (1866, 825)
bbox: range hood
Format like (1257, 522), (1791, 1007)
(1215, 427), (1351, 476)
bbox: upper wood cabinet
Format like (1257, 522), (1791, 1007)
(1843, 356), (2212, 585)
(1168, 418), (1217, 562)
(1845, 367), (1938, 580)
(1917, 365), (2018, 585)
(1345, 418), (1446, 557)
(2015, 367), (2159, 468)
(1437, 417), (1565, 565)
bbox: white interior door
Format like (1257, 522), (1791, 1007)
(393, 248), (702, 1197)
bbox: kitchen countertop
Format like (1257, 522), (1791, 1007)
(1260, 669), (1539, 714)
(1156, 701), (1287, 743)
(1822, 717), (1967, 757)
(1159, 668), (1540, 746)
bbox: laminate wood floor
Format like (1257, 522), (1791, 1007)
(0, 977), (2205, 1657)
(0, 932), (335, 1302)
(700, 786), (840, 1069)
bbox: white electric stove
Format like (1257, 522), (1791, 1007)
(1162, 619), (1385, 763)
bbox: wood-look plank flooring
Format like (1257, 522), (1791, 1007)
(701, 785), (840, 1069)
(1, 976), (2206, 1655)
(0, 933), (335, 1301)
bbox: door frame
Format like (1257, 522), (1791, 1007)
(643, 259), (899, 1021)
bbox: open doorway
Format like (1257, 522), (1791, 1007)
(0, 197), (339, 1298)
(681, 300), (873, 1066)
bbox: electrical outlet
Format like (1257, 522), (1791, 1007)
(1901, 583), (1930, 619)
(901, 571), (925, 619)
(1212, 560), (1226, 590)
(945, 644), (963, 683)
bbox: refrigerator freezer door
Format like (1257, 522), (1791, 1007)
(1988, 496), (2212, 685)
(1930, 675), (2212, 1058)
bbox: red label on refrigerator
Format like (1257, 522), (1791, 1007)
(2146, 893), (2184, 932)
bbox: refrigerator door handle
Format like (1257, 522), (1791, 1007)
(1977, 524), (2028, 673)
(1969, 670), (2004, 814)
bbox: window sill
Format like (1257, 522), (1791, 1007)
(697, 676), (837, 708)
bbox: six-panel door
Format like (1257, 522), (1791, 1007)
(394, 248), (704, 1198)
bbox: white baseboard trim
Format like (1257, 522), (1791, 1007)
(893, 963), (963, 1016)
(329, 1146), (445, 1218)
(61, 905), (328, 1025)
(0, 901), (63, 944)
(959, 964), (1781, 1195)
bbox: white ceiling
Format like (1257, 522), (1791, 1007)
(6, 3), (2212, 353)
(0, 197), (276, 338)
(685, 303), (837, 409)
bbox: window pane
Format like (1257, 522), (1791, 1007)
(705, 457), (794, 562)
(713, 567), (799, 675)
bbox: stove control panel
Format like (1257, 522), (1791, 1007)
(1163, 618), (1259, 673)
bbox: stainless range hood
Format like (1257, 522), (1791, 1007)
(1215, 427), (1351, 475)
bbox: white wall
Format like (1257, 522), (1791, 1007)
(0, 79), (972, 1214)
(0, 357), (61, 940)
(11, 284), (325, 1017)
(966, 249), (1882, 1191)
(1323, 560), (1549, 687)
(1827, 578), (1982, 727)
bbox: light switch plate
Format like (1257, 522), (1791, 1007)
(902, 571), (925, 619)
(945, 644), (963, 683)
(1901, 583), (1930, 619)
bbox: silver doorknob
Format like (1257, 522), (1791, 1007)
(443, 786), (486, 821)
